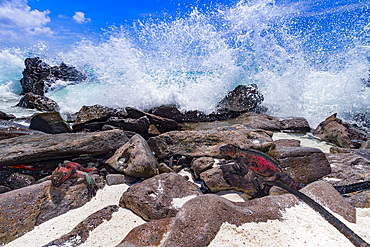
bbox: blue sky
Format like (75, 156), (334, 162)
(0, 0), (238, 48)
(0, 0), (368, 50)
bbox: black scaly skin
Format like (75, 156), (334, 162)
(265, 180), (369, 247)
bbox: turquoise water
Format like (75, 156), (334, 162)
(0, 0), (369, 129)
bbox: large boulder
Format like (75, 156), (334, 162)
(105, 134), (159, 178)
(0, 129), (129, 167)
(313, 113), (369, 148)
(0, 179), (97, 245)
(16, 92), (59, 112)
(0, 120), (45, 140)
(29, 111), (72, 134)
(217, 84), (264, 112)
(20, 57), (86, 96)
(125, 107), (178, 133)
(72, 104), (123, 131)
(118, 181), (355, 247)
(147, 128), (274, 160)
(268, 147), (331, 184)
(119, 173), (202, 221)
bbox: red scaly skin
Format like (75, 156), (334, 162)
(40, 162), (97, 195)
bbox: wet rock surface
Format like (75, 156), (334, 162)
(16, 92), (59, 111)
(29, 111), (72, 134)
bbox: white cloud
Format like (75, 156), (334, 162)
(73, 11), (91, 24)
(0, 0), (52, 44)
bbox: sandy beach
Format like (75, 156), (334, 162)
(4, 180), (369, 247)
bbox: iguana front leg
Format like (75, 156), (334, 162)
(76, 171), (97, 196)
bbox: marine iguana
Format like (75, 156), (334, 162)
(39, 161), (97, 195)
(219, 144), (305, 198)
(265, 180), (369, 247)
(219, 144), (370, 196)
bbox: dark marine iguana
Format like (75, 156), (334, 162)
(219, 144), (370, 197)
(39, 161), (98, 196)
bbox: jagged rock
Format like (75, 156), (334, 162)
(180, 112), (310, 133)
(107, 116), (151, 136)
(233, 113), (310, 132)
(0, 185), (11, 194)
(190, 157), (215, 180)
(105, 174), (139, 186)
(0, 120), (45, 140)
(30, 111), (72, 134)
(119, 173), (202, 221)
(217, 84), (264, 112)
(0, 111), (15, 120)
(43, 205), (119, 247)
(158, 163), (174, 174)
(268, 147), (331, 184)
(0, 129), (129, 167)
(126, 107), (178, 133)
(118, 181), (355, 247)
(273, 139), (301, 148)
(5, 172), (35, 190)
(72, 104), (122, 131)
(0, 178), (98, 245)
(200, 163), (259, 196)
(105, 134), (159, 178)
(16, 92), (59, 111)
(117, 218), (174, 247)
(147, 128), (274, 160)
(149, 104), (241, 123)
(313, 113), (369, 148)
(20, 57), (86, 96)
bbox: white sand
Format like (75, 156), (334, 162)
(210, 203), (370, 247)
(4, 182), (370, 247)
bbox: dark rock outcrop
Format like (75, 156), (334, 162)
(0, 120), (45, 140)
(148, 128), (274, 160)
(0, 111), (15, 120)
(0, 129), (129, 167)
(5, 172), (35, 190)
(313, 113), (369, 148)
(217, 84), (264, 112)
(30, 111), (72, 134)
(119, 173), (202, 221)
(0, 179), (98, 245)
(20, 57), (86, 96)
(16, 92), (59, 111)
(268, 147), (331, 184)
(105, 134), (159, 178)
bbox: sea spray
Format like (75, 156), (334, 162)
(0, 0), (369, 129)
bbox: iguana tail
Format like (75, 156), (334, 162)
(334, 181), (370, 194)
(265, 180), (369, 247)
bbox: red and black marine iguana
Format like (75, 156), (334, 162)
(219, 144), (369, 247)
(39, 162), (98, 196)
(219, 144), (305, 198)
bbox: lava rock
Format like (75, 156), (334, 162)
(30, 111), (72, 134)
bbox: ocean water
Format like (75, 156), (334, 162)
(0, 0), (369, 129)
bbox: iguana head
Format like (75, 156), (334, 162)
(219, 144), (237, 158)
(50, 171), (67, 187)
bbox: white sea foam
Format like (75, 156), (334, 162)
(0, 0), (369, 128)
